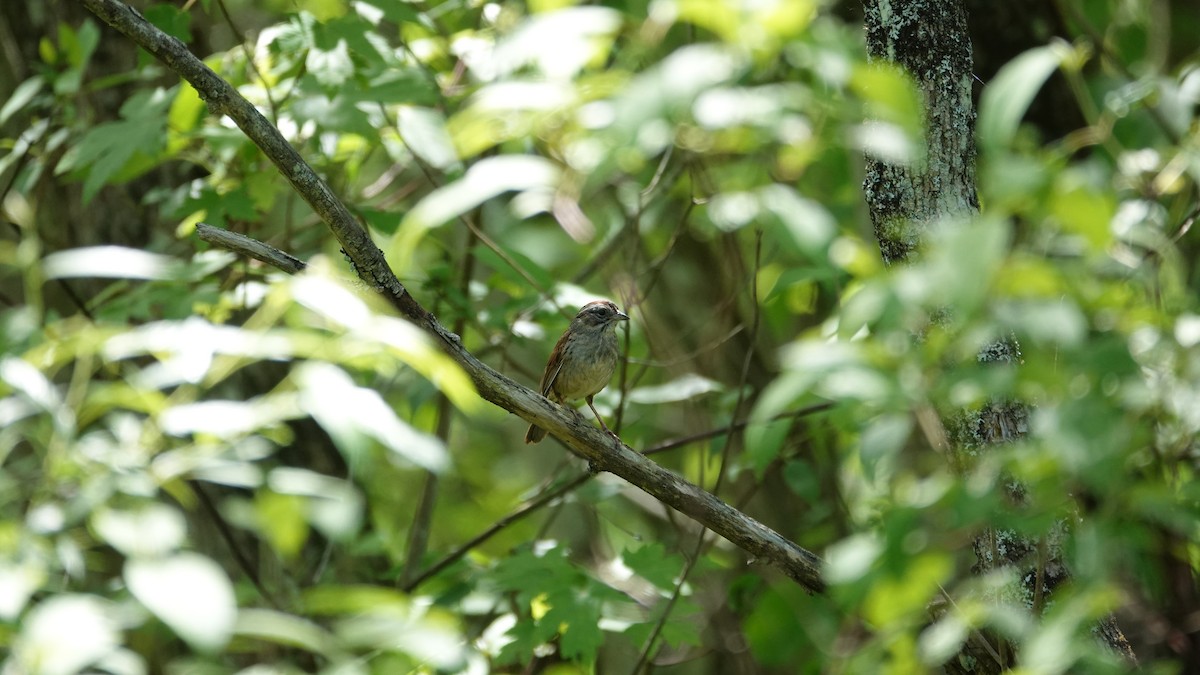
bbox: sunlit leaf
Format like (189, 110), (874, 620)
(92, 505), (187, 557)
(823, 534), (881, 584)
(0, 561), (45, 621)
(919, 614), (968, 666)
(397, 106), (460, 171)
(295, 362), (448, 472)
(627, 373), (721, 404)
(160, 397), (301, 438)
(479, 7), (620, 81)
(234, 608), (340, 656)
(125, 553), (237, 652)
(12, 595), (120, 675)
(0, 77), (44, 127)
(42, 246), (180, 280)
(390, 156), (560, 275)
(268, 467), (364, 540)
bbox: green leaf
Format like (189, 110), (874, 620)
(741, 588), (804, 666)
(545, 597), (604, 662)
(143, 3), (192, 42)
(489, 7), (621, 81)
(859, 413), (912, 481)
(366, 69), (439, 104)
(56, 89), (172, 203)
(125, 553), (236, 651)
(0, 561), (44, 621)
(307, 38), (355, 88)
(623, 543), (682, 589)
(919, 615), (969, 666)
(255, 489), (310, 557)
(0, 77), (44, 127)
(290, 87), (375, 138)
(850, 62), (923, 137)
(361, 0), (422, 24)
(978, 44), (1066, 152)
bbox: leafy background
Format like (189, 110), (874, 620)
(0, 0), (1198, 672)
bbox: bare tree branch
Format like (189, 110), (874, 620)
(79, 0), (825, 593)
(196, 223), (306, 274)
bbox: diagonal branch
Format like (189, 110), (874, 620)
(80, 0), (825, 593)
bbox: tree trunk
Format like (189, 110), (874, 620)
(862, 0), (979, 264)
(860, 0), (1136, 669)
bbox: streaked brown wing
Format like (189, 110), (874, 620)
(539, 329), (572, 398)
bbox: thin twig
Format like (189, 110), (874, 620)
(196, 222), (307, 273)
(401, 472), (591, 592)
(192, 481), (282, 609)
(215, 0), (278, 122)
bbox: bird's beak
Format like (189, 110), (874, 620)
(615, 310), (629, 322)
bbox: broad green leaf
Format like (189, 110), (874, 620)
(334, 610), (465, 667)
(143, 4), (192, 42)
(289, 88), (375, 138)
(287, 271), (479, 411)
(125, 553), (237, 652)
(759, 184), (836, 253)
(859, 413), (911, 481)
(355, 0), (422, 24)
(863, 554), (952, 625)
(55, 89), (171, 203)
(622, 544), (682, 589)
(167, 82), (205, 150)
(851, 62), (923, 138)
(255, 489), (310, 557)
(978, 44), (1067, 152)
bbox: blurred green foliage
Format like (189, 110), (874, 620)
(0, 0), (1197, 672)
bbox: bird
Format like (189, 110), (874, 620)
(525, 300), (629, 443)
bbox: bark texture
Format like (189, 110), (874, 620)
(862, 0), (979, 264)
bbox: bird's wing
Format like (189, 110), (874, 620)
(539, 331), (571, 397)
